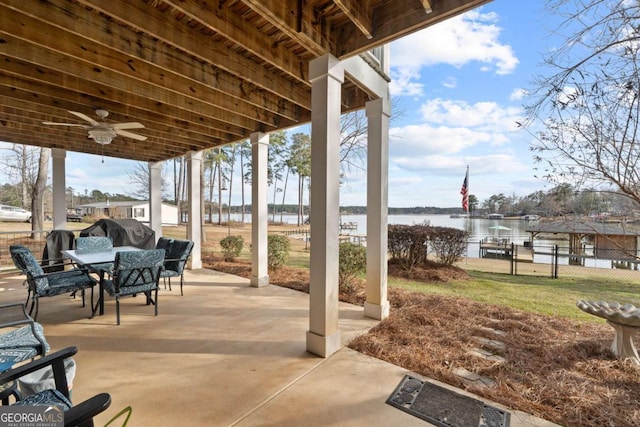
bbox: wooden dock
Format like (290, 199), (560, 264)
(339, 234), (367, 245)
(479, 239), (533, 262)
(339, 221), (358, 231)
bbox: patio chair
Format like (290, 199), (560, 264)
(0, 346), (111, 427)
(42, 229), (76, 273)
(0, 303), (50, 404)
(75, 236), (113, 253)
(101, 249), (165, 325)
(0, 302), (49, 364)
(156, 238), (194, 296)
(10, 245), (97, 321)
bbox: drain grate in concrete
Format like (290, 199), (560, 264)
(386, 374), (510, 427)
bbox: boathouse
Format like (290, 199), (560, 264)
(525, 220), (640, 260)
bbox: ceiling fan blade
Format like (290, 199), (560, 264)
(112, 122), (145, 130)
(68, 111), (99, 126)
(116, 129), (147, 141)
(42, 121), (89, 128)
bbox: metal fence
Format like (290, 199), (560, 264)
(0, 229), (83, 273)
(465, 241), (640, 280)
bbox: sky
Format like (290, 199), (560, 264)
(1, 0), (563, 208)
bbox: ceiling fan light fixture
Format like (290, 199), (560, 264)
(89, 128), (117, 145)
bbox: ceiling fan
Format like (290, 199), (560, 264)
(42, 109), (147, 145)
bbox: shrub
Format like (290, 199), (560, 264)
(388, 223), (430, 270)
(268, 234), (290, 270)
(388, 223), (468, 268)
(219, 235), (244, 261)
(339, 242), (367, 293)
(428, 226), (469, 266)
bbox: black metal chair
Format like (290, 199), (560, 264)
(156, 238), (194, 296)
(0, 302), (50, 405)
(101, 249), (165, 325)
(0, 346), (111, 427)
(10, 245), (96, 320)
(0, 303), (49, 364)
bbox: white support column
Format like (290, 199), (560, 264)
(365, 97), (391, 320)
(251, 132), (269, 287)
(187, 151), (202, 269)
(51, 148), (67, 230)
(149, 161), (163, 242)
(306, 54), (344, 358)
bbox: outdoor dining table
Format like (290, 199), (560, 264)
(61, 246), (141, 317)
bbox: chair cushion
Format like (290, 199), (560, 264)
(37, 270), (96, 297)
(75, 236), (113, 254)
(15, 249), (48, 294)
(13, 389), (72, 410)
(159, 269), (181, 278)
(102, 279), (157, 297)
(0, 324), (50, 362)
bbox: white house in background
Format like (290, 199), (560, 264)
(76, 200), (179, 225)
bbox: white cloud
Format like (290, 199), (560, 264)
(392, 153), (526, 174)
(510, 88), (527, 101)
(390, 9), (518, 96)
(390, 123), (501, 156)
(442, 77), (457, 89)
(419, 99), (522, 133)
(383, 94), (533, 206)
(67, 168), (88, 180)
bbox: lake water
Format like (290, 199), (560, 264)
(215, 212), (620, 267)
(222, 213), (532, 242)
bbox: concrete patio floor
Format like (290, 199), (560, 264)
(0, 269), (558, 426)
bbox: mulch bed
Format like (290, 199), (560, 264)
(203, 254), (640, 427)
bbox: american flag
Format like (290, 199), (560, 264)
(460, 167), (469, 212)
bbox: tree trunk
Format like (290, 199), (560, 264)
(176, 156), (184, 223)
(271, 175), (278, 222)
(240, 146), (245, 223)
(217, 158), (223, 225)
(227, 146), (235, 224)
(297, 175), (303, 226)
(21, 146), (29, 209)
(31, 148), (50, 234)
(208, 161), (216, 224)
(200, 156), (206, 243)
(280, 166), (289, 223)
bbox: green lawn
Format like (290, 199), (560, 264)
(195, 225), (639, 324)
(389, 270), (640, 322)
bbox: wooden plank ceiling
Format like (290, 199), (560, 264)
(0, 0), (489, 162)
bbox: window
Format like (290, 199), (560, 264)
(133, 208), (145, 218)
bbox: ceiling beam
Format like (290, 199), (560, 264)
(70, 0), (312, 107)
(0, 106), (214, 154)
(4, 0), (306, 121)
(334, 0), (373, 39)
(0, 96), (226, 148)
(242, 0), (331, 55)
(162, 0), (310, 85)
(0, 81), (242, 145)
(0, 52), (250, 138)
(0, 126), (178, 162)
(335, 0), (492, 58)
(0, 15), (296, 132)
